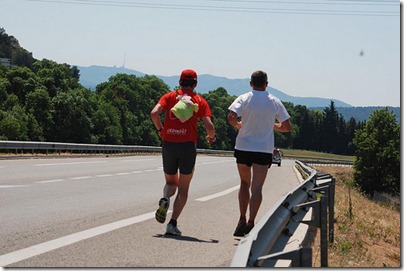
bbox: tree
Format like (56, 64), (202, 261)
(274, 101), (295, 148)
(0, 103), (28, 140)
(199, 87), (236, 150)
(33, 59), (80, 97)
(50, 90), (93, 143)
(0, 113), (22, 140)
(92, 101), (123, 144)
(25, 88), (53, 140)
(353, 108), (400, 195)
(345, 117), (358, 155)
(322, 100), (339, 153)
(5, 66), (38, 103)
(96, 73), (169, 145)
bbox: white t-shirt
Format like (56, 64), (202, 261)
(228, 90), (290, 153)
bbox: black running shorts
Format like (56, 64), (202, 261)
(234, 149), (273, 167)
(162, 141), (197, 175)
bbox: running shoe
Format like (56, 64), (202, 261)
(244, 222), (254, 235)
(165, 223), (182, 236)
(155, 197), (169, 223)
(233, 219), (247, 237)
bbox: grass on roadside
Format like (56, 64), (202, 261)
(282, 149), (355, 162)
(307, 166), (400, 267)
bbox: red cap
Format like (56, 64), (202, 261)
(180, 69), (197, 81)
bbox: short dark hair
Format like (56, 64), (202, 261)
(179, 80), (197, 87)
(250, 70), (268, 88)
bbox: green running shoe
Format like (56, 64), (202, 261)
(155, 197), (169, 223)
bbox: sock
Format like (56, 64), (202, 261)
(169, 219), (177, 227)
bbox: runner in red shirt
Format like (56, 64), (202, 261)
(150, 69), (216, 236)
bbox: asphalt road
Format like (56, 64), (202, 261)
(0, 154), (301, 267)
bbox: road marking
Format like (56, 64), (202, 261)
(121, 159), (155, 162)
(36, 179), (65, 184)
(1, 169), (161, 189)
(115, 172), (130, 176)
(0, 184), (30, 188)
(70, 176), (92, 180)
(94, 174), (114, 178)
(0, 210), (171, 267)
(34, 161), (107, 167)
(144, 168), (160, 172)
(198, 159), (233, 165)
(195, 185), (239, 202)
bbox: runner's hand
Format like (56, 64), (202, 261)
(206, 135), (216, 144)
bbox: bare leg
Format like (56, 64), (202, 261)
(170, 173), (193, 220)
(248, 163), (269, 223)
(155, 172), (179, 224)
(237, 163), (252, 219)
(163, 172), (178, 200)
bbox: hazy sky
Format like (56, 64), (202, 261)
(0, 0), (401, 106)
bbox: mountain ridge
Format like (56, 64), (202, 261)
(77, 65), (352, 108)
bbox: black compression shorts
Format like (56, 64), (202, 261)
(234, 149), (273, 167)
(162, 141), (197, 175)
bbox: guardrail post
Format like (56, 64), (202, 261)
(320, 195), (328, 267)
(313, 176), (335, 244)
(294, 194), (328, 267)
(329, 178), (335, 243)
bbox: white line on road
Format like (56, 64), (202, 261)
(70, 176), (92, 180)
(195, 185), (239, 202)
(36, 179), (66, 184)
(0, 210), (171, 267)
(198, 159), (234, 165)
(120, 159), (155, 162)
(144, 168), (160, 172)
(94, 174), (114, 178)
(115, 172), (130, 176)
(34, 161), (107, 167)
(0, 184), (30, 188)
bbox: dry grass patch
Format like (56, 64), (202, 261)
(308, 166), (400, 267)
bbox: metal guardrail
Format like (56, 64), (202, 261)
(0, 141), (352, 165)
(231, 160), (335, 267)
(285, 155), (353, 165)
(0, 140), (233, 156)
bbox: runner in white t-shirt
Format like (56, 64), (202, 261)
(227, 70), (292, 237)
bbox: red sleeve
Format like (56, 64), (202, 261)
(196, 96), (212, 119)
(158, 92), (175, 110)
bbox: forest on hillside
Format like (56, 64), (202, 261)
(0, 27), (393, 155)
(0, 56), (366, 155)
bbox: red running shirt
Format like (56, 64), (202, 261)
(158, 89), (212, 143)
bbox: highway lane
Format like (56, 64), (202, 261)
(0, 155), (301, 267)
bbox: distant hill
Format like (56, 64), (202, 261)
(77, 65), (352, 108)
(78, 65), (146, 87)
(77, 65), (401, 123)
(310, 106), (401, 123)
